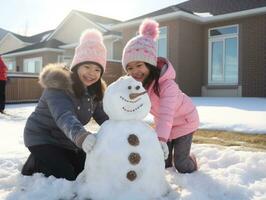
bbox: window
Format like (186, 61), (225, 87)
(4, 59), (16, 71)
(23, 57), (42, 73)
(156, 26), (167, 58)
(58, 55), (72, 67)
(208, 25), (238, 85)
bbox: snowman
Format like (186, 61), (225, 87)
(77, 76), (177, 200)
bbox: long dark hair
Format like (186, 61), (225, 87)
(71, 62), (106, 101)
(143, 62), (161, 97)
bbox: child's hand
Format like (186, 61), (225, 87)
(160, 142), (169, 160)
(82, 134), (97, 153)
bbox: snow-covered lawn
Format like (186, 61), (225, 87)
(193, 97), (266, 134)
(0, 97), (266, 200)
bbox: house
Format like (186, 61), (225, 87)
(111, 0), (266, 97)
(1, 0), (266, 102)
(1, 10), (124, 102)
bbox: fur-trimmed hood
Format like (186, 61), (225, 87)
(39, 64), (73, 93)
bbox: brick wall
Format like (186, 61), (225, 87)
(241, 14), (266, 97)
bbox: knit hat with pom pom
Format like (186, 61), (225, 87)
(122, 18), (159, 71)
(70, 29), (107, 71)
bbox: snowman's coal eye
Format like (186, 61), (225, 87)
(135, 85), (140, 90)
(128, 86), (132, 90)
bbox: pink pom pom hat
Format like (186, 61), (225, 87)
(71, 29), (107, 71)
(122, 18), (159, 71)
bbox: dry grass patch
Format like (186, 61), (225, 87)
(193, 130), (266, 151)
(87, 120), (266, 151)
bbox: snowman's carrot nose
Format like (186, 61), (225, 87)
(129, 91), (147, 100)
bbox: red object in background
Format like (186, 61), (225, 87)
(0, 56), (8, 81)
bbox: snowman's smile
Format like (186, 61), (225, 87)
(120, 95), (144, 112)
(122, 104), (144, 112)
(120, 96), (140, 103)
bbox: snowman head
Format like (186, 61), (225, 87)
(103, 76), (151, 120)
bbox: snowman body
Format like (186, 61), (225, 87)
(77, 76), (172, 200)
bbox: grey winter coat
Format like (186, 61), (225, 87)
(24, 65), (108, 150)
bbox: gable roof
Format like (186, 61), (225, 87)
(3, 39), (65, 56)
(75, 10), (121, 27)
(12, 30), (54, 43)
(47, 10), (122, 41)
(126, 6), (182, 21)
(127, 0), (266, 21)
(177, 0), (266, 16)
(1, 10), (123, 57)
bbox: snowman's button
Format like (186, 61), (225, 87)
(128, 134), (139, 146)
(128, 152), (141, 165)
(127, 170), (137, 181)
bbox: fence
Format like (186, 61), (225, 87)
(6, 60), (123, 103)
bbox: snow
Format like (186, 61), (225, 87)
(193, 97), (266, 134)
(103, 76), (151, 120)
(78, 76), (172, 200)
(0, 97), (266, 200)
(193, 12), (213, 17)
(145, 97), (266, 134)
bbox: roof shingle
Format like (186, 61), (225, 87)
(3, 39), (65, 55)
(127, 0), (266, 21)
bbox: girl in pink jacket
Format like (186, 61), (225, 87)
(122, 19), (199, 173)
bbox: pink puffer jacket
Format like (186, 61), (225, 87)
(147, 57), (199, 142)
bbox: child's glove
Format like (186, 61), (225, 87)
(82, 134), (97, 153)
(160, 141), (169, 160)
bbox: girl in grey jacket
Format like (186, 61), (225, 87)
(21, 29), (109, 181)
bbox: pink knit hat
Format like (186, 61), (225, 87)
(122, 18), (159, 71)
(71, 29), (107, 71)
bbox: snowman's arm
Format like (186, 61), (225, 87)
(92, 101), (109, 125)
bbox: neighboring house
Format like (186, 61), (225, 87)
(1, 30), (56, 72)
(111, 0), (266, 97)
(0, 10), (124, 102)
(2, 10), (123, 74)
(1, 0), (266, 101)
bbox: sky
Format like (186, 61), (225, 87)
(0, 97), (266, 199)
(0, 0), (186, 36)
